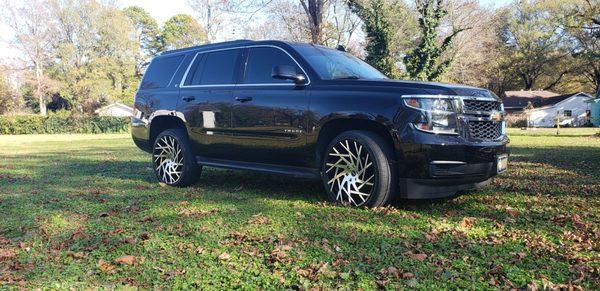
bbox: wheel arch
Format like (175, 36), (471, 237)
(314, 117), (400, 167)
(149, 115), (188, 146)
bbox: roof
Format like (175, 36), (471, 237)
(158, 39), (319, 57)
(502, 90), (570, 110)
(95, 102), (133, 113)
(525, 92), (594, 111)
(503, 90), (559, 98)
(161, 40), (254, 55)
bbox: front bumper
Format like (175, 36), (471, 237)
(396, 131), (509, 199)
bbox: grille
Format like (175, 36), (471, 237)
(463, 100), (501, 112)
(468, 121), (502, 141)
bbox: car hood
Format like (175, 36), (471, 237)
(322, 79), (500, 100)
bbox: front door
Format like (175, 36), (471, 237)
(229, 46), (311, 167)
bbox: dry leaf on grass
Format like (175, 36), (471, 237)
(115, 255), (138, 265)
(218, 252), (231, 261)
(66, 251), (87, 259)
(406, 252), (427, 261)
(460, 217), (475, 228)
(98, 259), (117, 272)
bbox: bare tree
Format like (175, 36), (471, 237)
(1, 0), (56, 116)
(187, 0), (233, 42)
(325, 0), (361, 48)
(299, 0), (326, 44)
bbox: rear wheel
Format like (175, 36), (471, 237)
(321, 130), (397, 207)
(152, 128), (201, 186)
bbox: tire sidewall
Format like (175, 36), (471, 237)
(152, 129), (200, 187)
(321, 131), (395, 207)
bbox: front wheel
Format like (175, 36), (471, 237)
(152, 128), (201, 187)
(321, 131), (397, 207)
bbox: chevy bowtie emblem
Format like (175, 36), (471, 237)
(490, 111), (502, 121)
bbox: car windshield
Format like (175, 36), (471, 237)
(293, 44), (388, 80)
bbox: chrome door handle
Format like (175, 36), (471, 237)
(235, 96), (253, 103)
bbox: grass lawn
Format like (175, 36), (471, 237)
(0, 130), (598, 289)
(506, 127), (599, 137)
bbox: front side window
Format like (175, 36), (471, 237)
(185, 49), (241, 86)
(292, 44), (387, 80)
(141, 55), (184, 89)
(243, 47), (300, 84)
(564, 110), (572, 117)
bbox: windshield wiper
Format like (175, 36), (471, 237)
(333, 76), (361, 80)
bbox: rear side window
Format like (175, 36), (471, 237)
(141, 55), (184, 89)
(185, 49), (241, 86)
(243, 47), (299, 84)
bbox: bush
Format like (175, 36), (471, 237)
(0, 113), (130, 135)
(505, 113), (528, 128)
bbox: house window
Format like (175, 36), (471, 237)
(563, 110), (572, 117)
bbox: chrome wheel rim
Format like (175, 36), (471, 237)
(153, 135), (183, 184)
(325, 139), (375, 206)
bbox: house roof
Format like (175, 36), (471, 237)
(527, 92), (594, 111)
(502, 90), (576, 110)
(95, 102), (133, 113)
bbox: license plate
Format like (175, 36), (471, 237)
(497, 155), (508, 173)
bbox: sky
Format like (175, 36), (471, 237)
(0, 0), (512, 59)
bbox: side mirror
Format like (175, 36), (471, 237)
(272, 65), (307, 85)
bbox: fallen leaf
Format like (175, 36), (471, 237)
(139, 232), (150, 240)
(459, 217), (475, 228)
(0, 248), (17, 261)
(387, 267), (399, 279)
(135, 185), (149, 190)
(407, 252), (427, 261)
(218, 252), (231, 261)
(505, 207), (519, 217)
(66, 251), (87, 259)
(247, 213), (270, 225)
(115, 255), (138, 265)
(98, 259), (116, 272)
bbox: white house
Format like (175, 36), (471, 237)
(94, 102), (134, 117)
(527, 92), (593, 127)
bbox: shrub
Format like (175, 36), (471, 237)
(0, 113), (130, 135)
(505, 113), (528, 128)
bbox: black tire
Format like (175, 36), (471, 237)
(152, 128), (201, 187)
(321, 130), (397, 207)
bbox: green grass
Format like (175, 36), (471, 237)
(0, 132), (598, 289)
(507, 127), (599, 137)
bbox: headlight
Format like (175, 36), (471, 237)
(403, 97), (459, 135)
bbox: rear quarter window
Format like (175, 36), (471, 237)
(141, 55), (185, 89)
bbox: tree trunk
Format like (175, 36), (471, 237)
(300, 0), (324, 45)
(35, 62), (46, 116)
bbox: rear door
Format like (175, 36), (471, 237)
(229, 46), (310, 167)
(178, 48), (243, 157)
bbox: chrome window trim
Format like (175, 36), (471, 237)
(401, 94), (497, 101)
(178, 45), (311, 88)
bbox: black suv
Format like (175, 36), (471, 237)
(132, 40), (508, 207)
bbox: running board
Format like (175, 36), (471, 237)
(195, 156), (320, 179)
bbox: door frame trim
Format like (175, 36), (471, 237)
(178, 45), (311, 88)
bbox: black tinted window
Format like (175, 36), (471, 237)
(244, 47), (299, 84)
(141, 55), (184, 89)
(187, 49), (240, 85)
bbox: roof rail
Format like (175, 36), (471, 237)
(161, 40), (254, 55)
